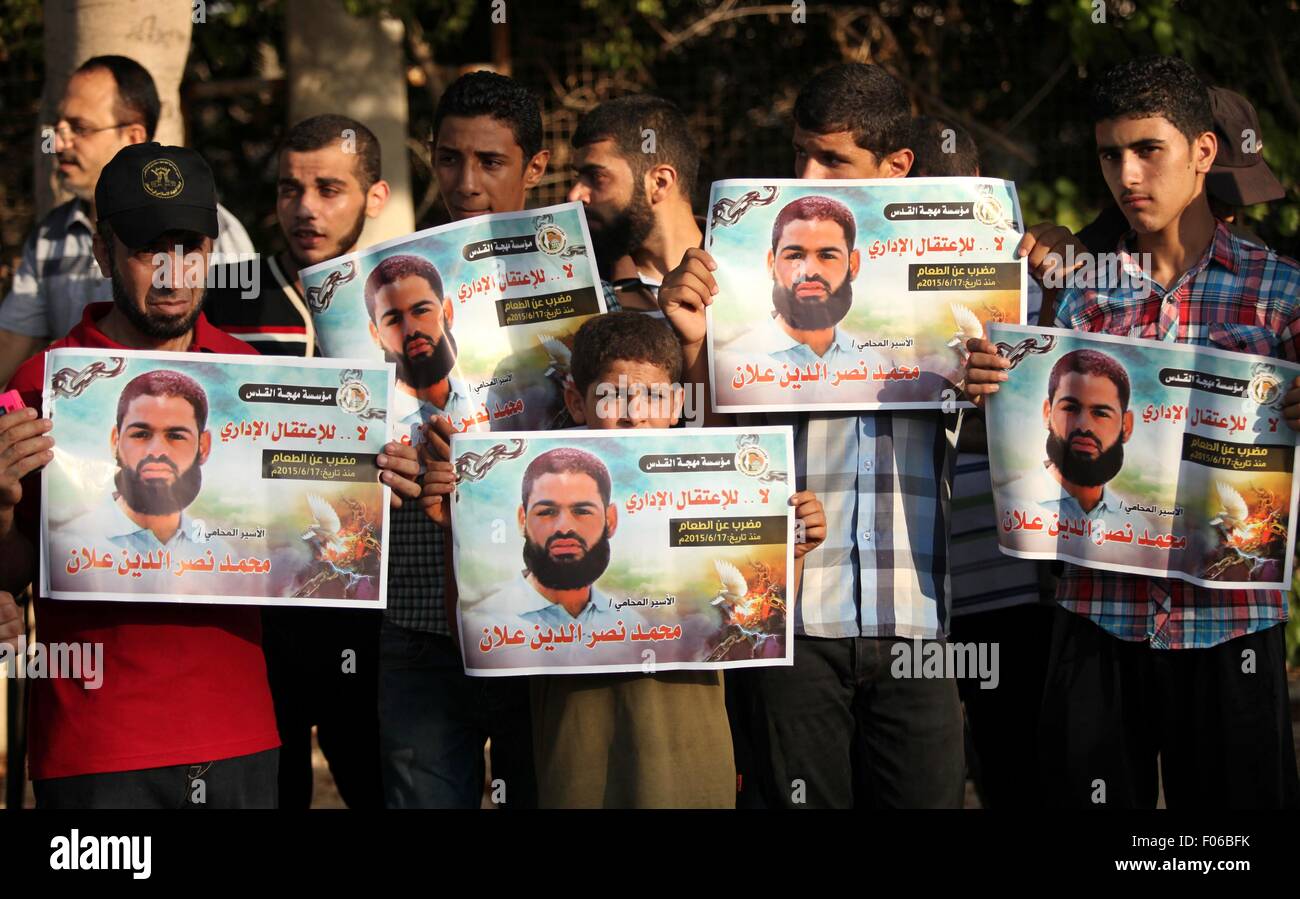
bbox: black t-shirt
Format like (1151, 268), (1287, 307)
(204, 254), (316, 357)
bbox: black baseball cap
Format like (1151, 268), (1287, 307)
(94, 142), (219, 249)
(1206, 87), (1286, 208)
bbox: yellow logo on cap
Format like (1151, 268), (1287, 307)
(142, 158), (184, 199)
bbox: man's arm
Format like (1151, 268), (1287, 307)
(659, 247), (732, 427)
(0, 329), (48, 389)
(0, 231), (53, 386)
(0, 406), (52, 593)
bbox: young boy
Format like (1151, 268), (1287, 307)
(420, 312), (826, 807)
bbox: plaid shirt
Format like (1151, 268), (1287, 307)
(0, 197), (253, 340)
(384, 502), (450, 635)
(1053, 221), (1300, 649)
(750, 410), (959, 639)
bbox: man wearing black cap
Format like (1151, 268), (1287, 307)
(0, 143), (423, 808)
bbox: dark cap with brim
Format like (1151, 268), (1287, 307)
(1207, 87), (1287, 208)
(94, 142), (220, 249)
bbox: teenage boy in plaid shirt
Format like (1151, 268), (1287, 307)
(966, 57), (1300, 808)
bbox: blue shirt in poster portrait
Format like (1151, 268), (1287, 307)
(392, 375), (478, 444)
(1004, 460), (1145, 536)
(59, 493), (239, 576)
(745, 312), (870, 371)
(478, 572), (632, 632)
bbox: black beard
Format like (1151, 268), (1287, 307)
(771, 273), (854, 331)
(591, 193), (655, 273)
(115, 451), (203, 516)
(109, 254), (206, 339)
(522, 527), (612, 591)
(387, 330), (459, 390)
(1045, 428), (1125, 488)
(286, 207), (367, 270)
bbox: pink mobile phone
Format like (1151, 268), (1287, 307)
(0, 389), (25, 415)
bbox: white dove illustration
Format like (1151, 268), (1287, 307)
(538, 334), (572, 379)
(302, 493), (345, 557)
(1209, 481), (1249, 534)
(948, 303), (983, 353)
(711, 559), (749, 615)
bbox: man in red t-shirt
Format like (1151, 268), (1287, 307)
(0, 143), (422, 808)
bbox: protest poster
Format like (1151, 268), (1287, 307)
(705, 177), (1026, 412)
(986, 323), (1300, 589)
(449, 426), (796, 675)
(40, 348), (394, 607)
(299, 201), (605, 444)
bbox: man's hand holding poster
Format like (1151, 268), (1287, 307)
(705, 178), (1026, 412)
(449, 426), (796, 675)
(986, 323), (1300, 589)
(40, 348), (395, 607)
(299, 201), (605, 444)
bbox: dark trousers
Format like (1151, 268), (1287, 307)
(1037, 607), (1300, 809)
(261, 606), (383, 809)
(378, 620), (537, 809)
(733, 634), (964, 808)
(949, 603), (1054, 808)
(34, 748), (278, 809)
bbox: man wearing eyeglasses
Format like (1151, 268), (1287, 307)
(0, 55), (253, 386)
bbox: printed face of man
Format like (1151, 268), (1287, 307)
(519, 470), (618, 591)
(369, 274), (458, 389)
(1095, 115), (1216, 236)
(1042, 371), (1134, 488)
(768, 217), (860, 332)
(111, 394), (212, 516)
(277, 143), (372, 268)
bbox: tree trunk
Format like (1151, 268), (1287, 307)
(285, 0), (414, 247)
(37, 0), (194, 217)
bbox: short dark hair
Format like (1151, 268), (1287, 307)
(281, 114), (382, 190)
(572, 94), (700, 199)
(909, 116), (980, 177)
(363, 254), (443, 322)
(794, 63), (911, 158)
(432, 70), (543, 161)
(1090, 56), (1213, 142)
(771, 195), (856, 253)
(116, 369), (209, 433)
(570, 311), (683, 394)
(75, 55), (160, 140)
(521, 447), (612, 508)
(1047, 349), (1131, 412)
